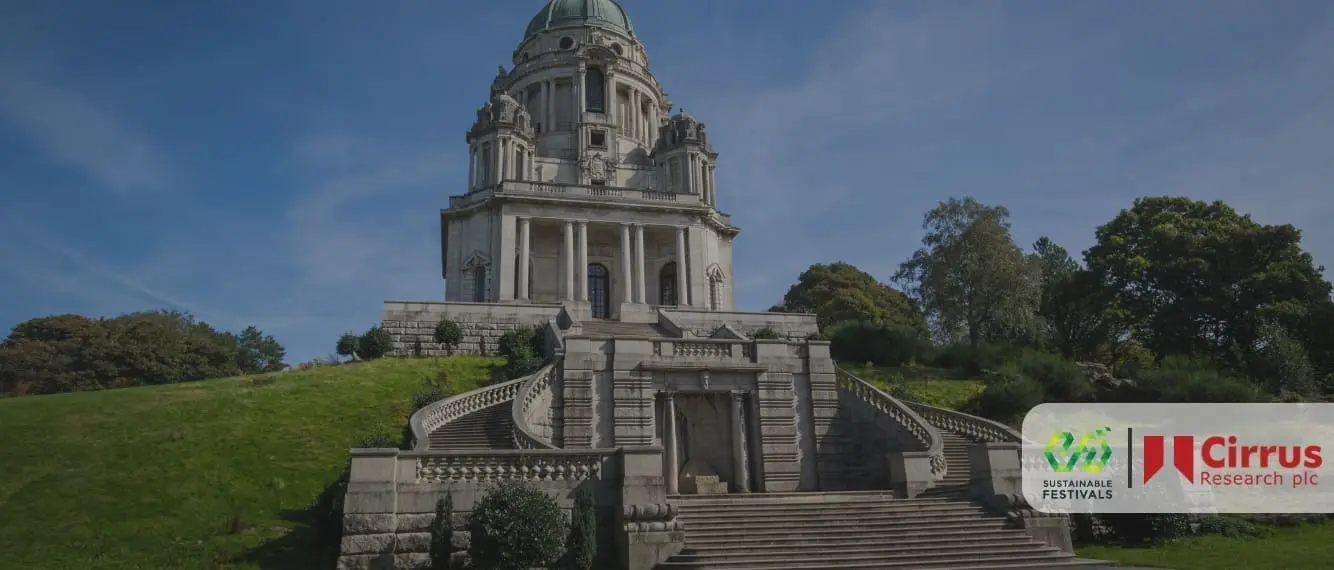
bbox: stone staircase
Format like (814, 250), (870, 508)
(426, 402), (514, 450)
(919, 430), (979, 499)
(579, 320), (672, 337)
(656, 492), (1101, 569)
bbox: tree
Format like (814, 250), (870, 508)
(561, 487), (596, 570)
(433, 320), (463, 355)
(233, 326), (287, 373)
(429, 495), (455, 570)
(894, 198), (1042, 346)
(335, 333), (359, 361)
(356, 326), (394, 360)
(468, 481), (565, 570)
(1085, 197), (1333, 373)
(1031, 237), (1116, 359)
(776, 262), (927, 334)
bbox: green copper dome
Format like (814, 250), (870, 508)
(524, 0), (634, 40)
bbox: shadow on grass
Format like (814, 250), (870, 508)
(231, 509), (339, 570)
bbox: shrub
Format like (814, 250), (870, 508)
(560, 487), (596, 570)
(1132, 355), (1259, 403)
(751, 327), (781, 340)
(828, 320), (930, 367)
(932, 341), (1020, 376)
(434, 320), (464, 355)
(971, 372), (1044, 424)
(1098, 513), (1193, 545)
(468, 481), (566, 570)
(1002, 349), (1094, 403)
(335, 333), (359, 361)
(499, 327), (544, 360)
(429, 495), (455, 570)
(356, 326), (394, 360)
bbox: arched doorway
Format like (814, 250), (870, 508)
(588, 263), (611, 319)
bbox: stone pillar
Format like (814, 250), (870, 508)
(492, 139), (503, 185)
(500, 139), (509, 182)
(731, 391), (751, 493)
(563, 220), (575, 301)
(576, 221), (589, 302)
(634, 224), (647, 304)
(709, 165), (717, 204)
(517, 217), (531, 300)
(683, 154), (693, 194)
(664, 393), (679, 495)
(575, 65), (586, 118)
(674, 227), (689, 306)
(607, 71), (618, 129)
(467, 145), (476, 190)
(620, 224), (633, 305)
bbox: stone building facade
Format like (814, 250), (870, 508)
(349, 2), (1078, 569)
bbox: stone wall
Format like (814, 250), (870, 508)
(659, 308), (819, 339)
(381, 301), (563, 356)
(339, 448), (621, 570)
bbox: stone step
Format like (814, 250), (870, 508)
(677, 518), (1011, 539)
(657, 545), (1072, 569)
(671, 491), (897, 505)
(683, 528), (1033, 549)
(679, 503), (984, 520)
(672, 538), (1058, 562)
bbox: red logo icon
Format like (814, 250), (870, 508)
(1143, 435), (1196, 484)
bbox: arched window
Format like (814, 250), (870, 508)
(588, 263), (610, 318)
(659, 262), (676, 306)
(586, 67), (605, 113)
(472, 267), (487, 302)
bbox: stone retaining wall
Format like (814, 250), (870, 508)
(381, 301), (563, 356)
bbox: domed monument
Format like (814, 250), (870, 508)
(350, 2), (1080, 569)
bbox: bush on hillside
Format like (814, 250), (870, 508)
(970, 372), (1044, 425)
(0, 311), (286, 397)
(559, 487), (597, 570)
(828, 320), (931, 367)
(335, 333), (360, 361)
(356, 326), (394, 360)
(434, 319), (464, 355)
(751, 327), (781, 340)
(468, 481), (566, 570)
(498, 327), (546, 380)
(1130, 355), (1259, 403)
(1001, 349), (1094, 403)
(932, 341), (1020, 376)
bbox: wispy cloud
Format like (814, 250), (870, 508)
(0, 70), (173, 194)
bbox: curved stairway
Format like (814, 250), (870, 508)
(426, 403), (514, 450)
(919, 430), (980, 499)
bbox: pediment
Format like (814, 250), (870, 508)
(463, 250), (491, 269)
(710, 324), (746, 340)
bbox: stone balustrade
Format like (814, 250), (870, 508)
(902, 401), (1023, 443)
(512, 362), (559, 449)
(417, 449), (612, 483)
(834, 368), (947, 482)
(449, 181), (702, 210)
(408, 377), (524, 450)
(647, 338), (754, 360)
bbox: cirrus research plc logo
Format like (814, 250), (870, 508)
(1045, 427), (1113, 473)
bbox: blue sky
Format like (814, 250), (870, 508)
(2, 0), (1331, 365)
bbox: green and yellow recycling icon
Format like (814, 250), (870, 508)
(1044, 427), (1113, 473)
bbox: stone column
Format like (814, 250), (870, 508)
(683, 154), (694, 194)
(576, 221), (589, 302)
(563, 220), (575, 301)
(731, 392), (751, 493)
(575, 66), (586, 118)
(517, 217), (531, 300)
(664, 392), (679, 495)
(620, 223), (633, 304)
(467, 145), (476, 190)
(607, 71), (618, 129)
(675, 227), (689, 306)
(634, 224), (647, 303)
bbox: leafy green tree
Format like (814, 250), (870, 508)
(775, 262), (927, 334)
(233, 325), (286, 373)
(1031, 237), (1117, 359)
(433, 320), (463, 355)
(1085, 197), (1333, 373)
(468, 481), (565, 570)
(894, 198), (1042, 346)
(356, 326), (394, 360)
(335, 333), (359, 361)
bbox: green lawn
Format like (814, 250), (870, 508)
(838, 363), (986, 410)
(1079, 523), (1334, 569)
(0, 356), (501, 570)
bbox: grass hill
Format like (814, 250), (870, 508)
(0, 356), (502, 570)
